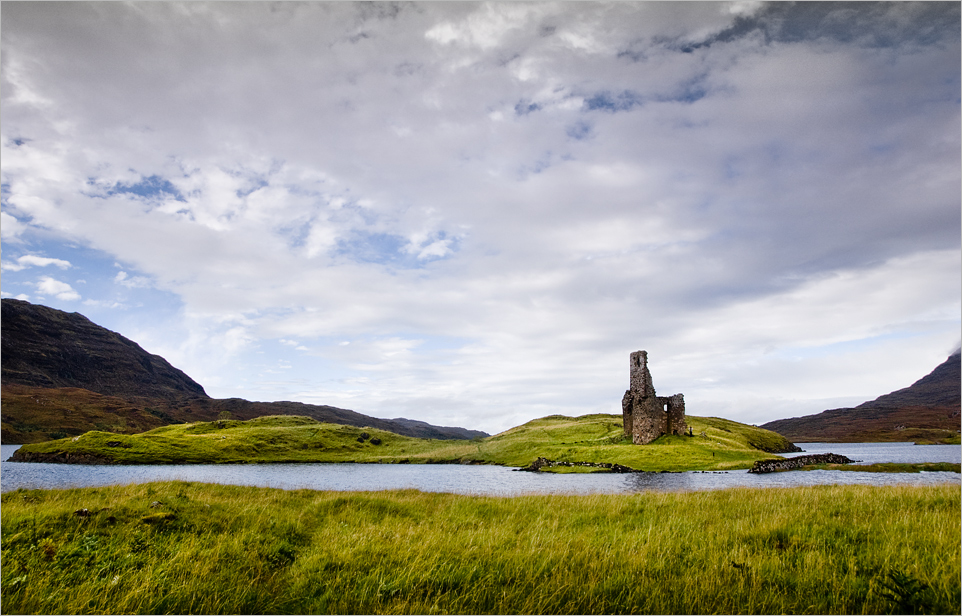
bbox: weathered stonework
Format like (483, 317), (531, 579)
(622, 350), (687, 445)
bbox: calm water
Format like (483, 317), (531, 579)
(784, 442), (961, 465)
(1, 443), (958, 496)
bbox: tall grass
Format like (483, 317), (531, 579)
(2, 482), (958, 614)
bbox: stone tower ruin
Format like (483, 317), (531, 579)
(621, 350), (687, 444)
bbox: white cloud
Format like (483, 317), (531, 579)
(35, 276), (80, 301)
(114, 270), (152, 289)
(0, 2), (958, 433)
(0, 211), (28, 241)
(728, 2), (766, 18)
(425, 3), (543, 50)
(1, 254), (72, 271)
(82, 299), (127, 309)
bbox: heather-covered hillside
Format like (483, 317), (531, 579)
(761, 352), (960, 443)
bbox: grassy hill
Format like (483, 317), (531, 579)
(10, 413), (797, 471)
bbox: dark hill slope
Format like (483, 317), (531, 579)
(184, 398), (489, 441)
(2, 298), (206, 400)
(761, 352), (961, 443)
(388, 417), (488, 440)
(1, 299), (488, 443)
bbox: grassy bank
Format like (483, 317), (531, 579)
(2, 482), (958, 614)
(10, 413), (796, 471)
(802, 462), (961, 473)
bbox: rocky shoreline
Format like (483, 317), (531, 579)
(748, 453), (855, 474)
(9, 449), (121, 465)
(518, 457), (642, 473)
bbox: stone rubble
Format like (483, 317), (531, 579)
(518, 456), (640, 473)
(748, 453), (856, 473)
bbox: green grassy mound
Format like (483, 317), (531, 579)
(2, 482), (959, 614)
(472, 414), (797, 471)
(11, 413), (798, 471)
(10, 416), (466, 465)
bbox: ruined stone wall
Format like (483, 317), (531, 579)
(666, 393), (687, 436)
(629, 351), (652, 396)
(631, 395), (665, 444)
(622, 351), (686, 444)
(622, 390), (634, 438)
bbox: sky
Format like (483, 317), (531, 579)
(1, 1), (959, 435)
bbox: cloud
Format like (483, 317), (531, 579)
(114, 270), (151, 289)
(82, 299), (128, 310)
(425, 3), (544, 50)
(35, 276), (80, 301)
(0, 211), (28, 240)
(0, 2), (958, 433)
(1, 254), (72, 271)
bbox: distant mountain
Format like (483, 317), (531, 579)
(389, 417), (489, 441)
(1, 299), (488, 443)
(2, 299), (206, 400)
(760, 352), (961, 443)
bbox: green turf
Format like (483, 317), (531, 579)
(12, 413), (799, 471)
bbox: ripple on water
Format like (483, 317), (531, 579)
(3, 443), (960, 495)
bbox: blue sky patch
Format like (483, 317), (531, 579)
(108, 175), (185, 201)
(566, 121), (592, 140)
(335, 230), (458, 268)
(514, 100), (541, 116)
(656, 76), (708, 105)
(584, 90), (643, 113)
(336, 231), (414, 267)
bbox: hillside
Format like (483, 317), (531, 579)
(2, 298), (206, 400)
(0, 385), (488, 444)
(1, 299), (487, 443)
(761, 351), (961, 443)
(10, 412), (798, 471)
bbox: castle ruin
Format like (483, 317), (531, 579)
(621, 350), (687, 444)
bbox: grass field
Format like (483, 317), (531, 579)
(10, 413), (797, 471)
(1, 482), (958, 614)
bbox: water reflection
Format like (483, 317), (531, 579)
(2, 444), (958, 496)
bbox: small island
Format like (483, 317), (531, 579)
(10, 412), (802, 471)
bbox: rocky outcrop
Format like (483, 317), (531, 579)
(748, 453), (855, 474)
(751, 441), (803, 454)
(518, 457), (637, 473)
(9, 448), (122, 465)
